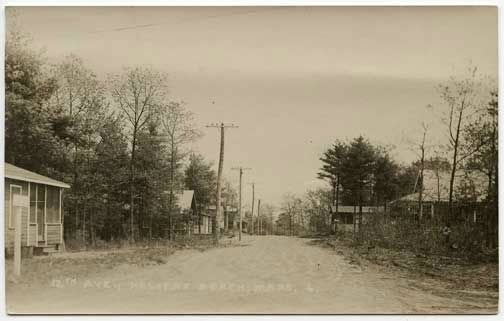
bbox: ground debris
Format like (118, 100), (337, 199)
(319, 237), (498, 298)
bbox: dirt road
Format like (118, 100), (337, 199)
(6, 236), (496, 314)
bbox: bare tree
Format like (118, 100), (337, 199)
(109, 67), (168, 242)
(407, 122), (430, 219)
(160, 101), (202, 240)
(435, 66), (486, 219)
(464, 90), (498, 247)
(303, 188), (331, 234)
(49, 55), (105, 119)
(418, 124), (427, 219)
(281, 193), (303, 236)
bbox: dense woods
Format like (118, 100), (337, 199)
(5, 28), (222, 246)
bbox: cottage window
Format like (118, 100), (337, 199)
(9, 185), (22, 229)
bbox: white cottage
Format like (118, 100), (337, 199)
(5, 163), (70, 255)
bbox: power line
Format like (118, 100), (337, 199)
(88, 8), (281, 34)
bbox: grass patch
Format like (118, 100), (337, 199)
(6, 238), (218, 287)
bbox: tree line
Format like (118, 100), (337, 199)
(281, 67), (497, 250)
(5, 26), (232, 245)
(276, 137), (415, 236)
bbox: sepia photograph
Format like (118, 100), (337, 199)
(2, 4), (499, 315)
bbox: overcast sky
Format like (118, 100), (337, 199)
(9, 6), (498, 207)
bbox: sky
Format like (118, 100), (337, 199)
(8, 6), (498, 208)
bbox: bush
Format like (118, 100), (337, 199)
(356, 211), (495, 262)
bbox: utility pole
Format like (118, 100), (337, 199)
(249, 182), (256, 235)
(232, 167), (251, 241)
(257, 199), (261, 235)
(206, 122), (238, 244)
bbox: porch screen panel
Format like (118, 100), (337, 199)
(46, 186), (60, 223)
(29, 183), (36, 223)
(37, 184), (45, 225)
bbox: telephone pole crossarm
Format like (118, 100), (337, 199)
(206, 123), (239, 129)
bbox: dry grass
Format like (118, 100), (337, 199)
(358, 213), (497, 262)
(306, 235), (498, 312)
(6, 238), (218, 288)
(319, 236), (498, 293)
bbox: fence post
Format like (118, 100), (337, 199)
(14, 206), (22, 277)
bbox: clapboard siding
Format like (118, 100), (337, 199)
(46, 224), (62, 245)
(5, 177), (65, 249)
(6, 206), (30, 247)
(193, 216), (211, 234)
(4, 179), (29, 248)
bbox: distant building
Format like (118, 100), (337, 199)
(390, 169), (488, 221)
(162, 191), (241, 236)
(223, 206), (238, 230)
(331, 205), (384, 232)
(174, 190), (195, 215)
(399, 169), (488, 203)
(172, 190), (215, 235)
(204, 205), (239, 233)
(192, 202), (213, 235)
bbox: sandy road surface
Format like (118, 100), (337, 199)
(6, 236), (496, 314)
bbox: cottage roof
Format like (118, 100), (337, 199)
(394, 169), (488, 203)
(332, 205), (384, 213)
(5, 163), (70, 188)
(175, 190), (194, 211)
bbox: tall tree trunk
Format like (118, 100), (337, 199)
(488, 122), (498, 248)
(289, 212), (292, 236)
(418, 130), (426, 220)
(73, 145), (79, 241)
(492, 164), (498, 248)
(448, 106), (464, 223)
(129, 129), (137, 243)
(168, 142), (175, 241)
(335, 175), (340, 216)
(436, 169), (441, 202)
(353, 204), (356, 237)
(90, 206), (95, 247)
(358, 190), (363, 239)
(82, 205), (86, 245)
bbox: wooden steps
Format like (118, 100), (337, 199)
(33, 243), (59, 256)
(42, 246), (59, 254)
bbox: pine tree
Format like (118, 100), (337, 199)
(184, 154), (217, 234)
